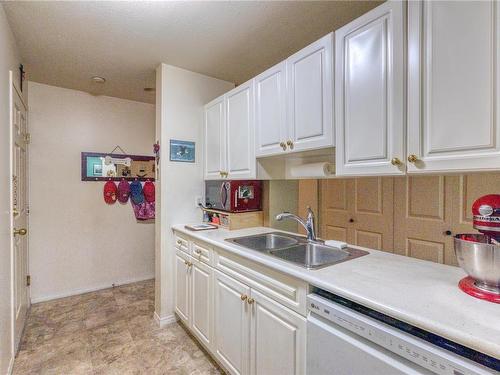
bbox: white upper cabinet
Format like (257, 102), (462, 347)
(335, 1), (405, 176)
(288, 33), (334, 153)
(204, 81), (256, 180)
(204, 97), (226, 179)
(253, 33), (334, 157)
(255, 62), (287, 157)
(226, 81), (255, 178)
(407, 1), (500, 173)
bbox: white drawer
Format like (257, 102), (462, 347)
(175, 234), (189, 253)
(191, 241), (212, 265)
(214, 248), (308, 316)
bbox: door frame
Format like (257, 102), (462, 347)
(9, 70), (30, 354)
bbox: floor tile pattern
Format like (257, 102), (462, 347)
(13, 279), (221, 374)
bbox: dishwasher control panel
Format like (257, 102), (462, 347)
(307, 294), (495, 375)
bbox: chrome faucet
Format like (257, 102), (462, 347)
(276, 206), (317, 241)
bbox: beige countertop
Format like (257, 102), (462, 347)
(172, 225), (500, 360)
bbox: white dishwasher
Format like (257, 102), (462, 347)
(306, 291), (498, 375)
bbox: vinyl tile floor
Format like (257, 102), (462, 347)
(13, 279), (222, 375)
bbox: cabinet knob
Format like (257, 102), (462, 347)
(195, 249), (202, 255)
(349, 218), (354, 223)
(240, 294), (248, 301)
(13, 228), (27, 236)
(407, 154), (419, 163)
(286, 140), (294, 150)
(177, 240), (182, 245)
(444, 230), (452, 236)
(391, 157), (402, 166)
(247, 298), (255, 305)
(279, 142), (286, 151)
(187, 261), (193, 267)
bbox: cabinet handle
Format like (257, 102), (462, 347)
(240, 294), (248, 301)
(286, 140), (294, 150)
(407, 154), (419, 163)
(186, 261), (193, 267)
(247, 298), (255, 305)
(349, 218), (355, 223)
(177, 240), (182, 245)
(391, 157), (402, 166)
(194, 248), (202, 255)
(444, 230), (453, 236)
(13, 228), (27, 236)
(279, 142), (286, 151)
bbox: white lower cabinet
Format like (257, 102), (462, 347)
(174, 235), (307, 375)
(250, 289), (306, 375)
(213, 270), (251, 375)
(174, 250), (191, 325)
(190, 260), (213, 349)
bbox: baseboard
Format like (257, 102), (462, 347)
(154, 311), (177, 328)
(7, 354), (14, 375)
(30, 274), (155, 304)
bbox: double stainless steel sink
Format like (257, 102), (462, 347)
(226, 232), (368, 269)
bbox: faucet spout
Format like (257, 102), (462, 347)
(275, 207), (317, 241)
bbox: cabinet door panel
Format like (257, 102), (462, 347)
(214, 270), (251, 375)
(250, 289), (306, 375)
(174, 250), (190, 324)
(226, 81), (255, 179)
(191, 260), (213, 349)
(255, 62), (287, 157)
(287, 33), (333, 152)
(408, 1), (500, 172)
(205, 97), (225, 179)
(335, 1), (405, 176)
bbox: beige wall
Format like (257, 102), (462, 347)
(155, 64), (234, 323)
(314, 173), (500, 266)
(28, 82), (155, 302)
(0, 6), (21, 373)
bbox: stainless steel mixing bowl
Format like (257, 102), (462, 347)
(454, 234), (500, 293)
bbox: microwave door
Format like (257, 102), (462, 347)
(220, 182), (229, 211)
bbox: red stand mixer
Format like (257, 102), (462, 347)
(454, 194), (500, 303)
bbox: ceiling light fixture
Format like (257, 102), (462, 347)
(91, 76), (106, 84)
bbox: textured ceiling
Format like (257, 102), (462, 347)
(2, 1), (382, 104)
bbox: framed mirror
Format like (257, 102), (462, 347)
(81, 152), (155, 181)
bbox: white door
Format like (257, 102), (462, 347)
(204, 97), (226, 180)
(249, 289), (306, 375)
(225, 81), (255, 179)
(214, 270), (251, 375)
(335, 1), (405, 176)
(174, 250), (191, 324)
(287, 33), (334, 152)
(407, 1), (500, 173)
(11, 74), (29, 352)
(190, 259), (213, 350)
(254, 62), (288, 157)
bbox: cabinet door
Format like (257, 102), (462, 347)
(407, 1), (500, 173)
(255, 62), (288, 157)
(174, 250), (190, 324)
(214, 270), (251, 375)
(190, 259), (213, 349)
(335, 1), (405, 176)
(204, 96), (226, 180)
(287, 33), (334, 152)
(226, 81), (255, 179)
(249, 289), (306, 375)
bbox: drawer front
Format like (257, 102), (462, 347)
(175, 234), (189, 253)
(191, 241), (212, 265)
(214, 248), (308, 316)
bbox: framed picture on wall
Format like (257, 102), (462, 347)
(170, 139), (195, 163)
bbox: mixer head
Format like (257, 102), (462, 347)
(472, 194), (500, 239)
